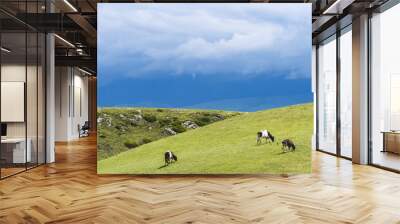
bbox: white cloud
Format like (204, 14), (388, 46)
(98, 3), (311, 81)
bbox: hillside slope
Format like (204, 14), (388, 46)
(97, 108), (240, 160)
(98, 103), (313, 174)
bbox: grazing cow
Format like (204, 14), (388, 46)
(164, 150), (178, 165)
(257, 130), (275, 144)
(282, 139), (296, 151)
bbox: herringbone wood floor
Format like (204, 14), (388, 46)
(1, 135), (400, 224)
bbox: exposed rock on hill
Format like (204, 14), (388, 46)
(182, 120), (199, 129)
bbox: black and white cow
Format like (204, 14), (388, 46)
(257, 130), (275, 144)
(282, 139), (296, 151)
(164, 150), (178, 165)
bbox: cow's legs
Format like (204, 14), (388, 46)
(257, 136), (262, 144)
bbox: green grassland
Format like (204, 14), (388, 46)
(97, 107), (241, 160)
(98, 103), (313, 174)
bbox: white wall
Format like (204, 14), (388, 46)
(72, 73), (89, 138)
(55, 67), (89, 141)
(55, 66), (70, 141)
(1, 63), (47, 164)
(1, 65), (26, 138)
(1, 65), (38, 137)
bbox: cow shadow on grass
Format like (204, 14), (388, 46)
(158, 163), (177, 169)
(276, 151), (288, 155)
(276, 150), (296, 155)
(255, 143), (276, 147)
(158, 164), (168, 169)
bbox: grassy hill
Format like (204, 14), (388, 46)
(97, 108), (240, 160)
(98, 103), (313, 174)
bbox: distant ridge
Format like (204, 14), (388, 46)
(101, 94), (313, 112)
(183, 95), (312, 112)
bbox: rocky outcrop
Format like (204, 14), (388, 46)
(214, 114), (225, 120)
(162, 127), (177, 136)
(115, 125), (127, 133)
(129, 114), (143, 125)
(98, 114), (112, 127)
(182, 120), (199, 129)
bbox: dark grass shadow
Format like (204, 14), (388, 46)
(276, 151), (287, 155)
(158, 164), (168, 169)
(158, 162), (177, 169)
(276, 150), (295, 155)
(255, 142), (277, 147)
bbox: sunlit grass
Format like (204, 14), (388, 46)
(98, 103), (313, 174)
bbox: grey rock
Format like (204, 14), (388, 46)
(162, 127), (177, 136)
(129, 114), (143, 125)
(106, 118), (112, 127)
(182, 120), (199, 129)
(116, 125), (127, 132)
(214, 114), (225, 120)
(98, 115), (112, 127)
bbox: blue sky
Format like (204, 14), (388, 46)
(98, 4), (312, 111)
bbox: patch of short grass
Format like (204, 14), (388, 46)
(98, 103), (313, 174)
